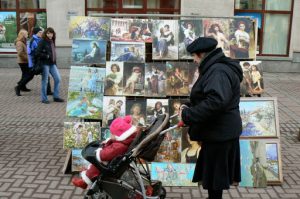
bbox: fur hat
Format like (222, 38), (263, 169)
(110, 115), (136, 141)
(186, 37), (218, 54)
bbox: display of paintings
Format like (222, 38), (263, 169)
(152, 20), (179, 60)
(72, 149), (90, 172)
(0, 12), (17, 52)
(144, 63), (167, 97)
(102, 96), (126, 127)
(179, 19), (203, 59)
(229, 17), (256, 59)
(151, 162), (197, 186)
(123, 62), (145, 96)
(146, 99), (169, 125)
(155, 128), (182, 163)
(240, 98), (279, 138)
(240, 140), (267, 188)
(69, 16), (110, 40)
(240, 61), (264, 96)
(110, 18), (153, 42)
(104, 62), (124, 96)
(203, 18), (231, 57)
(110, 42), (145, 62)
(66, 66), (105, 119)
(63, 122), (101, 149)
(265, 140), (282, 184)
(20, 12), (47, 34)
(100, 127), (111, 141)
(187, 62), (199, 92)
(181, 128), (201, 163)
(126, 98), (146, 127)
(166, 62), (189, 96)
(72, 39), (106, 65)
(169, 99), (189, 125)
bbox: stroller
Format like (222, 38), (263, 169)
(81, 113), (183, 199)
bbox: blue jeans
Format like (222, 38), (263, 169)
(41, 64), (61, 101)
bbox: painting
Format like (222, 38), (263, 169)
(72, 39), (106, 65)
(72, 149), (90, 172)
(110, 18), (153, 42)
(123, 62), (145, 96)
(146, 99), (169, 125)
(126, 98), (146, 127)
(144, 63), (167, 97)
(66, 66), (105, 119)
(187, 62), (199, 92)
(265, 140), (282, 184)
(240, 140), (267, 187)
(63, 122), (101, 149)
(152, 20), (179, 60)
(69, 16), (110, 40)
(203, 18), (231, 57)
(181, 127), (201, 163)
(240, 61), (264, 96)
(110, 42), (145, 62)
(178, 19), (203, 59)
(102, 96), (126, 127)
(104, 62), (124, 96)
(151, 162), (197, 186)
(240, 98), (279, 137)
(166, 62), (189, 96)
(169, 98), (189, 125)
(0, 12), (17, 52)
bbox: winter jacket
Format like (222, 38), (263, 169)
(181, 48), (243, 142)
(35, 38), (56, 66)
(27, 35), (41, 68)
(15, 39), (28, 64)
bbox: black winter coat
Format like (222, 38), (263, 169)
(182, 48), (243, 142)
(35, 39), (56, 65)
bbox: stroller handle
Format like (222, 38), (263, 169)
(159, 113), (185, 135)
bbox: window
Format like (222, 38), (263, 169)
(235, 0), (293, 56)
(0, 0), (47, 52)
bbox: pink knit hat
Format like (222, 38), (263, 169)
(110, 115), (136, 141)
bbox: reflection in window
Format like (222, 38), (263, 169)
(235, 0), (262, 10)
(265, 0), (291, 11)
(20, 12), (47, 34)
(147, 0), (179, 9)
(122, 0), (143, 9)
(87, 0), (118, 8)
(0, 0), (16, 8)
(262, 14), (290, 54)
(19, 0), (46, 9)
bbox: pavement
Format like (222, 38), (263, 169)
(0, 68), (300, 199)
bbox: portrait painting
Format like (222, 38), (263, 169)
(123, 62), (145, 96)
(179, 19), (203, 59)
(166, 62), (189, 96)
(152, 20), (179, 60)
(144, 63), (167, 97)
(126, 98), (146, 127)
(169, 98), (189, 125)
(110, 42), (145, 62)
(102, 96), (126, 127)
(146, 99), (169, 125)
(69, 16), (110, 40)
(72, 39), (106, 65)
(181, 127), (201, 163)
(104, 62), (124, 96)
(72, 149), (90, 172)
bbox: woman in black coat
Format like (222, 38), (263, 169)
(180, 37), (243, 199)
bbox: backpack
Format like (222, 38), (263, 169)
(29, 38), (42, 75)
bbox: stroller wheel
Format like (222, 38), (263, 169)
(159, 187), (166, 199)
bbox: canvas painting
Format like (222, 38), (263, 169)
(111, 42), (145, 62)
(111, 18), (153, 42)
(240, 140), (267, 187)
(240, 61), (264, 96)
(102, 96), (126, 127)
(155, 128), (182, 163)
(166, 62), (189, 96)
(69, 16), (110, 40)
(203, 18), (231, 57)
(63, 122), (101, 149)
(151, 162), (197, 186)
(229, 17), (256, 59)
(123, 62), (145, 96)
(179, 19), (203, 59)
(181, 128), (201, 163)
(104, 62), (124, 96)
(66, 66), (105, 119)
(100, 128), (111, 141)
(126, 99), (146, 127)
(240, 98), (278, 137)
(144, 63), (167, 97)
(152, 20), (179, 60)
(72, 39), (106, 65)
(169, 99), (189, 125)
(265, 140), (282, 184)
(187, 62), (199, 92)
(0, 12), (17, 52)
(146, 99), (169, 125)
(72, 149), (90, 172)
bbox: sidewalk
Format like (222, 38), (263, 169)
(0, 68), (299, 199)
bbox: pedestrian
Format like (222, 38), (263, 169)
(27, 27), (53, 95)
(14, 29), (32, 96)
(179, 37), (243, 199)
(35, 27), (64, 104)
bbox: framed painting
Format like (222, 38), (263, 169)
(110, 42), (145, 62)
(240, 97), (279, 138)
(146, 99), (169, 125)
(169, 98), (189, 125)
(125, 98), (146, 127)
(265, 139), (283, 185)
(181, 127), (201, 163)
(100, 127), (111, 141)
(102, 96), (126, 127)
(166, 62), (189, 96)
(123, 62), (145, 96)
(104, 62), (124, 96)
(144, 63), (167, 97)
(72, 149), (90, 172)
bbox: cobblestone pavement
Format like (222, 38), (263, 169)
(0, 68), (299, 199)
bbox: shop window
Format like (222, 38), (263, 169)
(19, 0), (46, 9)
(0, 0), (16, 9)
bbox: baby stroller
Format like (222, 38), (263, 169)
(81, 113), (183, 199)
